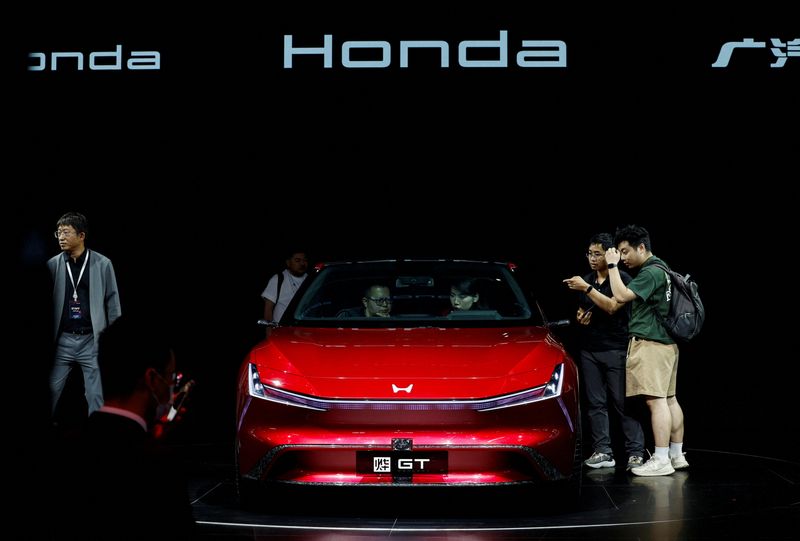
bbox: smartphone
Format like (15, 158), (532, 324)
(167, 379), (195, 421)
(578, 304), (594, 323)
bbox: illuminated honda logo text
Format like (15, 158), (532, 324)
(284, 31), (566, 69)
(28, 45), (161, 71)
(392, 384), (414, 394)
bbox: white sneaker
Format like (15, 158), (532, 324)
(671, 452), (690, 470)
(632, 455), (675, 477)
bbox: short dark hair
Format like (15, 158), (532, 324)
(451, 278), (479, 296)
(97, 316), (173, 399)
(56, 212), (88, 236)
(286, 250), (308, 261)
(588, 233), (614, 251)
(614, 224), (652, 252)
(364, 284), (390, 297)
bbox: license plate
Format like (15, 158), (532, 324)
(356, 451), (448, 474)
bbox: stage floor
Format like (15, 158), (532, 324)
(183, 446), (799, 539)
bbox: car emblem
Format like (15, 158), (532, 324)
(392, 384), (414, 393)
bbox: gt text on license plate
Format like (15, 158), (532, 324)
(356, 451), (448, 474)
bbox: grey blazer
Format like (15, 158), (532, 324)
(48, 249), (122, 344)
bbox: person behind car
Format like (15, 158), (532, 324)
(261, 249), (309, 323)
(563, 232), (645, 471)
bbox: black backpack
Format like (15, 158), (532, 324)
(650, 263), (705, 342)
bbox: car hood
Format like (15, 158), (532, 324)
(250, 327), (566, 399)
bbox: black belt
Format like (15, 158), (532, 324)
(64, 328), (93, 335)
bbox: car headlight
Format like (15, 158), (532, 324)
(248, 363), (326, 411)
(543, 362), (563, 398)
(477, 363), (564, 412)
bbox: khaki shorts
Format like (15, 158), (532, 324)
(626, 337), (679, 398)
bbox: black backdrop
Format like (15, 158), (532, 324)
(12, 3), (798, 463)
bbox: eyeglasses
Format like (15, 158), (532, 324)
(585, 252), (605, 260)
(54, 230), (76, 239)
(367, 297), (392, 305)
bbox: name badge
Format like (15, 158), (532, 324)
(69, 299), (83, 320)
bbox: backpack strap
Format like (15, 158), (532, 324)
(645, 262), (670, 329)
(275, 270), (284, 302)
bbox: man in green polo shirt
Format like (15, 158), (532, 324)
(604, 225), (689, 477)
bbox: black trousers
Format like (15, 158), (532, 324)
(580, 349), (644, 457)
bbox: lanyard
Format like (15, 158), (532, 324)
(66, 251), (89, 302)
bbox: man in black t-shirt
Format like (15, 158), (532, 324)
(564, 233), (645, 471)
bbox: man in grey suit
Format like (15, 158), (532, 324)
(49, 212), (121, 415)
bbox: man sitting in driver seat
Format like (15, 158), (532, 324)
(337, 284), (393, 318)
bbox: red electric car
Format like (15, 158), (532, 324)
(236, 260), (580, 500)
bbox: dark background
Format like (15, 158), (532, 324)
(12, 3), (797, 467)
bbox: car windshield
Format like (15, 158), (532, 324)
(290, 260), (535, 327)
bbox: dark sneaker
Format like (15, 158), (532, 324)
(627, 455), (644, 470)
(584, 452), (615, 469)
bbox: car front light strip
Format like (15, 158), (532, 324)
(248, 362), (564, 412)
